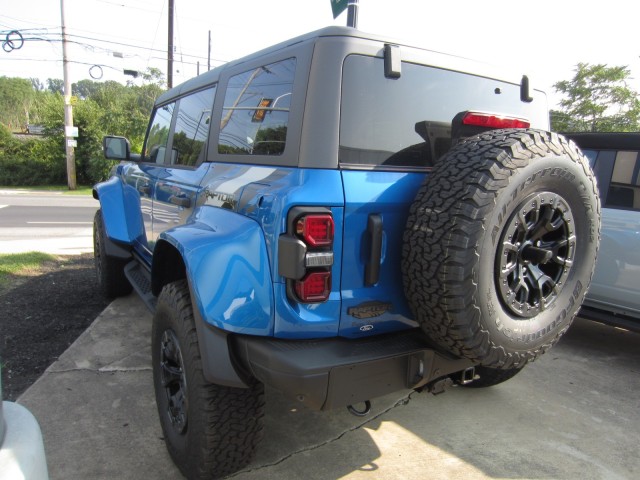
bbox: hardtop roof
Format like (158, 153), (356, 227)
(156, 26), (534, 105)
(563, 132), (640, 151)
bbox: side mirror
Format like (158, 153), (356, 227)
(103, 136), (131, 160)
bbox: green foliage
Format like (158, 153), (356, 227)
(0, 124), (66, 185)
(0, 252), (56, 276)
(549, 110), (574, 133)
(0, 69), (166, 186)
(30, 78), (45, 92)
(553, 63), (640, 132)
(0, 76), (35, 131)
(0, 252), (56, 290)
(73, 79), (101, 100)
(46, 78), (64, 95)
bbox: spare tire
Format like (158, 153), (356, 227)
(402, 129), (600, 369)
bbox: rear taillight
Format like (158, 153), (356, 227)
(279, 208), (334, 303)
(296, 214), (334, 247)
(295, 271), (331, 303)
(462, 112), (530, 129)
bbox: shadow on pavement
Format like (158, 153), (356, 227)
(18, 296), (640, 480)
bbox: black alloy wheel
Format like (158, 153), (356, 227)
(159, 328), (188, 434)
(496, 191), (575, 318)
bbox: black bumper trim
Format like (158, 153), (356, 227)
(232, 329), (475, 410)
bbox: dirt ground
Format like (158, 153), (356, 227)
(1, 254), (111, 401)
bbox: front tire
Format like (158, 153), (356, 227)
(403, 129), (600, 369)
(152, 280), (265, 479)
(93, 209), (132, 298)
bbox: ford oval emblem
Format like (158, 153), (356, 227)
(359, 324), (374, 332)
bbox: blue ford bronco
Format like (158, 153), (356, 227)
(94, 27), (601, 479)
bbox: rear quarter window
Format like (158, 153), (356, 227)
(218, 58), (296, 156)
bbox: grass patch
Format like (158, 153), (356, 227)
(0, 185), (93, 195)
(0, 252), (57, 293)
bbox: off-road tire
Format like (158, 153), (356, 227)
(463, 365), (524, 388)
(93, 209), (132, 298)
(152, 280), (265, 480)
(403, 129), (600, 369)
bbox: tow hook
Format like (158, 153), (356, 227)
(347, 400), (372, 417)
(424, 366), (477, 395)
(459, 366), (476, 385)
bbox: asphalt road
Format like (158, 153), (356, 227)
(0, 190), (97, 254)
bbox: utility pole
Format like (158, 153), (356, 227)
(60, 0), (76, 190)
(347, 0), (359, 29)
(207, 30), (211, 71)
(168, 0), (174, 89)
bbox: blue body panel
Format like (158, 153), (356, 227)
(101, 158), (427, 340)
(159, 207), (275, 336)
(198, 165), (345, 338)
(338, 170), (426, 337)
(94, 174), (144, 245)
(147, 165), (347, 338)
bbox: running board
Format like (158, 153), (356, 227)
(124, 260), (157, 313)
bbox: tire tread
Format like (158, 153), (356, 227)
(402, 129), (600, 368)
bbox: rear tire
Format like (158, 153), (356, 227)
(152, 280), (265, 479)
(93, 209), (132, 298)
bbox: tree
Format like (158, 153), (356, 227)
(0, 76), (35, 130)
(46, 78), (64, 95)
(553, 63), (640, 132)
(30, 78), (45, 92)
(141, 67), (166, 88)
(549, 110), (574, 133)
(73, 79), (101, 100)
(1, 70), (166, 186)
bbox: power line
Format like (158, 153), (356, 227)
(2, 5), (230, 80)
(3, 29), (227, 64)
(94, 0), (164, 15)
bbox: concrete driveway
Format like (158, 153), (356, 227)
(18, 294), (640, 479)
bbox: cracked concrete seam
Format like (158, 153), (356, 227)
(49, 366), (152, 374)
(228, 392), (416, 477)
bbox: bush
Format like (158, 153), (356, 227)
(83, 155), (120, 185)
(0, 125), (66, 185)
(1, 74), (164, 187)
(0, 126), (117, 186)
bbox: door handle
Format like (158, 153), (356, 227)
(169, 195), (191, 208)
(365, 214), (383, 286)
(138, 184), (151, 195)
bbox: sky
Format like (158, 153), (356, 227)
(1, 0), (639, 109)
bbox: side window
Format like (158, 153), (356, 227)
(588, 149), (615, 200)
(144, 102), (175, 163)
(219, 58), (296, 156)
(170, 86), (216, 167)
(606, 150), (640, 210)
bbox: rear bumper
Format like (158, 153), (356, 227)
(232, 329), (475, 410)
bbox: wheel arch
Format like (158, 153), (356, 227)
(151, 240), (187, 296)
(93, 176), (144, 245)
(155, 206), (275, 337)
(151, 233), (256, 389)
